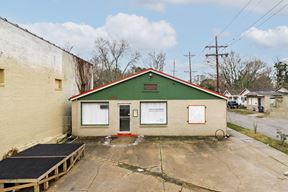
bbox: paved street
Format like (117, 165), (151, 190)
(48, 132), (288, 192)
(227, 112), (288, 139)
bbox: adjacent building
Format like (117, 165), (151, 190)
(245, 87), (288, 117)
(70, 69), (227, 137)
(0, 17), (92, 158)
(223, 89), (247, 106)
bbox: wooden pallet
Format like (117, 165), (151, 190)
(0, 144), (85, 192)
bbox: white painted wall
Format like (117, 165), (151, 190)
(0, 19), (80, 158)
(72, 99), (227, 136)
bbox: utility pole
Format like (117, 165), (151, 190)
(172, 59), (176, 76)
(184, 52), (195, 83)
(205, 36), (228, 92)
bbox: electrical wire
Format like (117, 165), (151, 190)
(225, 0), (285, 47)
(256, 3), (288, 28)
(217, 0), (253, 37)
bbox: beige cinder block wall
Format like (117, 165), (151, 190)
(0, 19), (78, 158)
(72, 99), (227, 136)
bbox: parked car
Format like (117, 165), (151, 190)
(227, 100), (239, 109)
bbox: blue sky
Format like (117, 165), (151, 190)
(1, 0), (288, 81)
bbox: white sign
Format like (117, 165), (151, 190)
(141, 102), (167, 124)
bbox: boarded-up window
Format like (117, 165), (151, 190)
(81, 103), (109, 125)
(140, 102), (167, 124)
(188, 105), (206, 124)
(144, 84), (157, 91)
(55, 79), (62, 90)
(0, 69), (4, 85)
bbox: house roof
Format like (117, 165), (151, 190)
(276, 86), (288, 93)
(246, 91), (283, 97)
(223, 89), (240, 96)
(69, 68), (228, 101)
(0, 17), (92, 66)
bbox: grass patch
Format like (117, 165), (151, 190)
(227, 122), (288, 155)
(228, 108), (256, 115)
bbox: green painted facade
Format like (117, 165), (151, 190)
(79, 72), (222, 100)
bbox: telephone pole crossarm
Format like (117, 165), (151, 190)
(205, 53), (228, 57)
(205, 45), (227, 49)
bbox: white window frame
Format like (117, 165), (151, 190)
(188, 105), (206, 124)
(81, 102), (109, 126)
(140, 102), (167, 125)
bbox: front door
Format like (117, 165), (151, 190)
(119, 105), (130, 132)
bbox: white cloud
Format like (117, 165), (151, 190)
(20, 13), (177, 56)
(103, 13), (177, 50)
(138, 0), (288, 14)
(244, 26), (288, 48)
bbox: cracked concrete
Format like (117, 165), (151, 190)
(48, 131), (288, 192)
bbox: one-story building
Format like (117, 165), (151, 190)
(246, 88), (288, 117)
(70, 69), (227, 136)
(246, 90), (283, 112)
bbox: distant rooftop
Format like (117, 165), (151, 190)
(246, 91), (283, 97)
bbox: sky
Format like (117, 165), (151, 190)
(1, 0), (288, 81)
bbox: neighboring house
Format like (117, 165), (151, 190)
(70, 68), (227, 137)
(0, 17), (92, 158)
(223, 89), (246, 106)
(246, 90), (284, 113)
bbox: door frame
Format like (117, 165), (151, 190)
(118, 103), (131, 133)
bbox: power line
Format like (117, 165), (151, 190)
(225, 0), (285, 47)
(217, 0), (253, 37)
(228, 1), (288, 48)
(256, 3), (288, 28)
(200, 1), (252, 56)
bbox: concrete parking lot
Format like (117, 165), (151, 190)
(48, 130), (288, 192)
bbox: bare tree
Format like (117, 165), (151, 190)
(219, 51), (273, 91)
(220, 51), (242, 89)
(74, 57), (93, 93)
(91, 38), (141, 87)
(240, 59), (273, 89)
(62, 41), (74, 52)
(146, 51), (166, 71)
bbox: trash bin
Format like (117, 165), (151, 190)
(258, 106), (264, 113)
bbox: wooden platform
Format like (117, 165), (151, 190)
(0, 143), (85, 192)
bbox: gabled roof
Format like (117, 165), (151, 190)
(276, 86), (288, 93)
(239, 88), (250, 96)
(223, 89), (240, 96)
(0, 16), (92, 65)
(69, 68), (227, 101)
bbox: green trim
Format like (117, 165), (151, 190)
(80, 102), (109, 126)
(140, 101), (168, 125)
(78, 72), (222, 101)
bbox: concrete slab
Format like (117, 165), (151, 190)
(48, 132), (288, 192)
